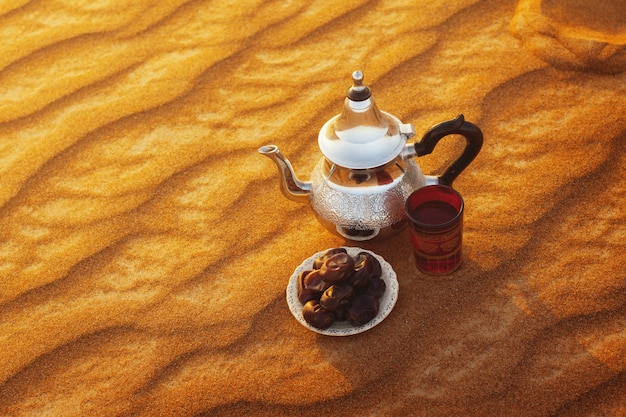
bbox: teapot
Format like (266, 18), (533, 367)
(259, 71), (483, 241)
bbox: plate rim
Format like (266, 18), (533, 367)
(286, 246), (399, 336)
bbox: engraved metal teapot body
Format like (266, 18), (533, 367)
(259, 71), (483, 241)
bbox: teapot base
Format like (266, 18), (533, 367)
(315, 213), (408, 242)
(336, 225), (380, 241)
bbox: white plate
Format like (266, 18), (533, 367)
(286, 246), (398, 336)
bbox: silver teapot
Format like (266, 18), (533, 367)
(259, 71), (483, 241)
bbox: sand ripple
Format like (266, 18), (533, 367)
(0, 0), (624, 416)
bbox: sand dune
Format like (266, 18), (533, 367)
(0, 0), (624, 415)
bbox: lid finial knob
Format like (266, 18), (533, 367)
(347, 70), (371, 101)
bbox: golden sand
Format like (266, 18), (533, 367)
(0, 0), (625, 415)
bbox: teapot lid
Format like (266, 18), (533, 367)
(318, 71), (407, 169)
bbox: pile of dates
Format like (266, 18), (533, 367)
(297, 248), (386, 330)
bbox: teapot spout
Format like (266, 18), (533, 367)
(258, 145), (311, 203)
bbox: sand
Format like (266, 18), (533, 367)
(0, 0), (624, 415)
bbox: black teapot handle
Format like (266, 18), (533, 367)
(414, 114), (483, 186)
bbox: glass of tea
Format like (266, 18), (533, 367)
(405, 185), (464, 275)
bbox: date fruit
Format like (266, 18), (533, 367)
(312, 247), (347, 269)
(297, 270), (319, 304)
(302, 300), (335, 330)
(297, 248), (387, 330)
(319, 252), (355, 283)
(320, 283), (354, 311)
(303, 269), (331, 293)
(347, 295), (380, 326)
(348, 252), (379, 288)
(364, 277), (386, 299)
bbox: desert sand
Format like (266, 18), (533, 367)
(0, 0), (624, 416)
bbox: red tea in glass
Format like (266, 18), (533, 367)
(405, 185), (464, 275)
